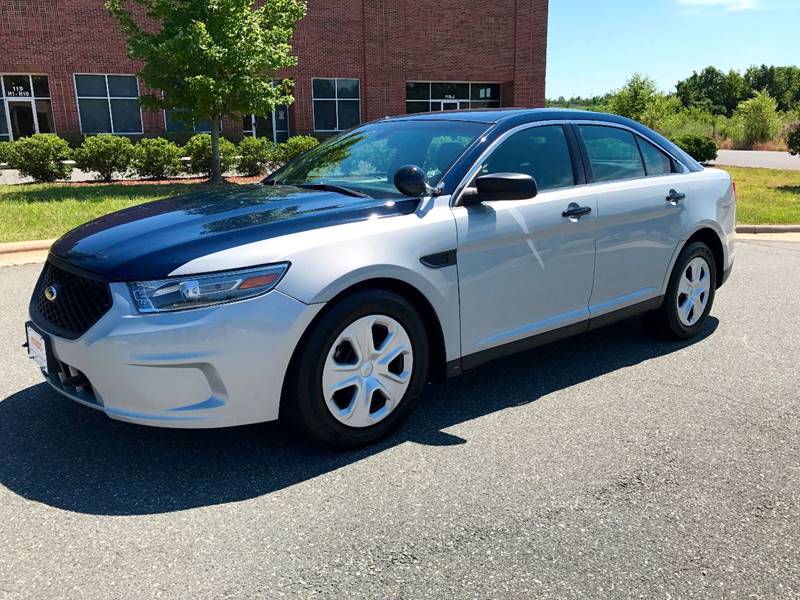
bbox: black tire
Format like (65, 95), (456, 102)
(647, 241), (717, 339)
(283, 289), (430, 448)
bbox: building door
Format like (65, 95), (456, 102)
(441, 101), (458, 111)
(7, 100), (36, 138)
(1, 75), (54, 139)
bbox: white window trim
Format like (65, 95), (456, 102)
(74, 73), (144, 135)
(1, 73), (54, 140)
(312, 77), (361, 133)
(405, 81), (503, 113)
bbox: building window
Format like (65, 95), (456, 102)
(164, 110), (214, 134)
(75, 74), (143, 134)
(312, 78), (360, 132)
(1, 74), (55, 140)
(405, 82), (501, 114)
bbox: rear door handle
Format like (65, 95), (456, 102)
(667, 189), (686, 204)
(562, 203), (592, 219)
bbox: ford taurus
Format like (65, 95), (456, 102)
(25, 109), (736, 447)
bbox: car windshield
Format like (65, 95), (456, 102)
(267, 120), (491, 197)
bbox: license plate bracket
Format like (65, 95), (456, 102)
(25, 321), (55, 374)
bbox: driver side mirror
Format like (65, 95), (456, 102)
(461, 173), (538, 206)
(394, 164), (431, 198)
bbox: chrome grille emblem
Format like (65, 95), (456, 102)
(44, 285), (59, 302)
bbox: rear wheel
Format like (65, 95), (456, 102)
(285, 289), (429, 448)
(647, 241), (717, 339)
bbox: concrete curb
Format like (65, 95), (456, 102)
(0, 239), (55, 254)
(736, 224), (800, 234)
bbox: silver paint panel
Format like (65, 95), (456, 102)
(454, 185), (598, 356)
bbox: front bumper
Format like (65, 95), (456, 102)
(31, 283), (322, 428)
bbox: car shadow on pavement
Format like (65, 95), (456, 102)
(0, 316), (718, 516)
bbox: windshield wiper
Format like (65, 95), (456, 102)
(294, 183), (370, 198)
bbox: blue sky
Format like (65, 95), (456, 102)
(546, 0), (800, 98)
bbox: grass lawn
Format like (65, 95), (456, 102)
(722, 166), (800, 225)
(0, 167), (798, 242)
(0, 182), (213, 243)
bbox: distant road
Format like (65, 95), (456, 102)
(711, 149), (800, 171)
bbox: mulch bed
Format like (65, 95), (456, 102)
(49, 175), (265, 187)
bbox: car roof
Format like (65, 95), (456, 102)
(380, 108), (704, 173)
(380, 107), (631, 125)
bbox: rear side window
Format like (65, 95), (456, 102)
(579, 125), (645, 183)
(638, 138), (673, 176)
(480, 125), (575, 191)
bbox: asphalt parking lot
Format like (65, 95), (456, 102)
(1, 238), (798, 599)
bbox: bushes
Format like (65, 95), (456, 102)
(676, 134), (718, 163)
(132, 137), (183, 179)
(74, 134), (135, 181)
(237, 136), (274, 176)
(273, 135), (318, 165)
(184, 134), (237, 177)
(733, 90), (780, 148)
(7, 134), (73, 182)
(3, 132), (320, 182)
(787, 123), (800, 156)
(0, 141), (11, 165)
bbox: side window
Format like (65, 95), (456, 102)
(578, 125), (645, 183)
(638, 138), (673, 176)
(480, 125), (575, 192)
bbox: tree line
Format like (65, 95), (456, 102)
(549, 66), (800, 154)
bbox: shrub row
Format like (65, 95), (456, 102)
(1, 133), (319, 183)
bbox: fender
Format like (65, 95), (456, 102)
(659, 219), (730, 295)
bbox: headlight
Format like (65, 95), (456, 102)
(128, 263), (289, 313)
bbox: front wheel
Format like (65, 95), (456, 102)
(647, 241), (717, 339)
(284, 289), (430, 448)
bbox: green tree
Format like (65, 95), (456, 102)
(640, 94), (682, 133)
(607, 74), (660, 122)
(106, 0), (307, 182)
(676, 67), (749, 117)
(744, 65), (800, 112)
(734, 90), (781, 148)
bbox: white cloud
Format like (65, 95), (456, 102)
(676, 0), (760, 10)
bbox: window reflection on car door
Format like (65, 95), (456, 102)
(453, 124), (598, 359)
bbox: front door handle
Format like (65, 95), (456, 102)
(667, 189), (686, 204)
(562, 203), (592, 219)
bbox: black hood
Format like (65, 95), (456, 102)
(49, 184), (417, 281)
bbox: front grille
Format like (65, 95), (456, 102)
(32, 261), (112, 339)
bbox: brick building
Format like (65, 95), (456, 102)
(0, 0), (548, 143)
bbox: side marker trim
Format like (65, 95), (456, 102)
(420, 250), (457, 269)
